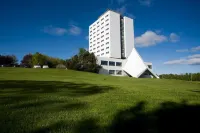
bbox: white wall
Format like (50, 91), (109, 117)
(124, 17), (134, 58)
(97, 56), (127, 76)
(109, 11), (121, 59)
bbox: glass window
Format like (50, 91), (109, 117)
(109, 61), (115, 66)
(106, 47), (109, 49)
(101, 53), (104, 56)
(106, 51), (109, 54)
(116, 70), (122, 75)
(116, 62), (122, 66)
(101, 60), (108, 65)
(109, 70), (115, 75)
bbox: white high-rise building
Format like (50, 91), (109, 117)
(89, 10), (159, 78)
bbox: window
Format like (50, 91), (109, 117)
(106, 37), (109, 40)
(90, 38), (92, 40)
(97, 30), (100, 32)
(90, 27), (92, 29)
(93, 48), (96, 50)
(106, 51), (109, 54)
(101, 53), (104, 56)
(97, 38), (100, 40)
(101, 35), (104, 38)
(90, 42), (92, 44)
(90, 34), (92, 36)
(97, 55), (100, 56)
(97, 34), (99, 36)
(109, 70), (115, 75)
(109, 61), (115, 66)
(106, 19), (109, 22)
(97, 42), (100, 44)
(106, 32), (109, 35)
(106, 42), (109, 45)
(106, 47), (109, 49)
(148, 65), (152, 69)
(101, 31), (104, 34)
(93, 28), (96, 30)
(97, 25), (100, 28)
(106, 23), (109, 26)
(97, 21), (99, 24)
(90, 31), (92, 33)
(101, 60), (108, 65)
(101, 22), (104, 25)
(90, 45), (92, 47)
(93, 44), (96, 46)
(93, 32), (96, 34)
(101, 48), (104, 51)
(101, 40), (104, 42)
(101, 44), (104, 47)
(97, 50), (100, 52)
(94, 36), (96, 38)
(101, 26), (104, 29)
(101, 18), (104, 21)
(116, 70), (122, 75)
(106, 28), (109, 31)
(105, 14), (109, 17)
(90, 49), (92, 51)
(97, 46), (100, 48)
(116, 62), (122, 66)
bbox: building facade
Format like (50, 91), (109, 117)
(89, 10), (159, 78)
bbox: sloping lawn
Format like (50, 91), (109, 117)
(0, 68), (200, 133)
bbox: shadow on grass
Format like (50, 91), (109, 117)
(109, 101), (200, 133)
(0, 80), (114, 96)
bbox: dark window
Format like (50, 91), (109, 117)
(106, 51), (109, 54)
(109, 70), (115, 75)
(105, 14), (109, 17)
(101, 53), (104, 56)
(116, 70), (122, 75)
(116, 62), (122, 66)
(109, 61), (115, 66)
(101, 60), (108, 65)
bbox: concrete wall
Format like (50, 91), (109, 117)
(109, 11), (121, 59)
(97, 56), (127, 76)
(123, 17), (134, 58)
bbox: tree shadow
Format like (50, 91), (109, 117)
(109, 101), (200, 133)
(0, 80), (114, 96)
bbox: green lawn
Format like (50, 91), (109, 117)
(0, 68), (200, 133)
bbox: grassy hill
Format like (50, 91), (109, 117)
(0, 68), (200, 133)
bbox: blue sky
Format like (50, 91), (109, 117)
(0, 0), (200, 74)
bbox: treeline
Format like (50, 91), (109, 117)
(160, 73), (200, 81)
(21, 52), (65, 68)
(0, 48), (101, 73)
(0, 55), (18, 67)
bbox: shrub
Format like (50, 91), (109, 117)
(56, 64), (66, 69)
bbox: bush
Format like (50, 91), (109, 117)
(56, 64), (66, 69)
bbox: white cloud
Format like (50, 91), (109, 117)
(164, 54), (200, 65)
(155, 29), (162, 34)
(191, 46), (200, 52)
(169, 33), (180, 43)
(69, 25), (82, 35)
(176, 49), (189, 52)
(188, 54), (200, 59)
(135, 31), (168, 47)
(43, 25), (67, 36)
(138, 0), (153, 6)
(176, 46), (200, 53)
(85, 36), (89, 40)
(116, 5), (127, 14)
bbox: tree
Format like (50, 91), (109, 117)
(0, 54), (18, 66)
(21, 54), (33, 68)
(66, 48), (101, 73)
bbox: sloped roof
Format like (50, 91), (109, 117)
(122, 48), (159, 78)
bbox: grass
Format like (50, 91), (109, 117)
(0, 68), (200, 133)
